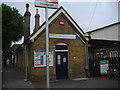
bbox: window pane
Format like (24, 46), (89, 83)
(56, 45), (68, 50)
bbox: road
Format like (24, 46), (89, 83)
(2, 65), (120, 89)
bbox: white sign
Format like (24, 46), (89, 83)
(35, 0), (58, 9)
(100, 60), (109, 75)
(34, 50), (54, 67)
(49, 34), (76, 39)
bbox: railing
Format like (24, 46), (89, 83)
(89, 57), (120, 77)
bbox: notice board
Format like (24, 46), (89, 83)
(34, 50), (53, 67)
(100, 60), (109, 75)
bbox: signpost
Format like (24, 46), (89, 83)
(35, 0), (58, 88)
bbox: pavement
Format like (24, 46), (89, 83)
(2, 64), (120, 89)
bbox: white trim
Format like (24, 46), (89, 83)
(76, 34), (86, 44)
(55, 50), (69, 52)
(30, 9), (62, 41)
(56, 43), (67, 45)
(62, 10), (84, 36)
(30, 8), (86, 42)
(49, 9), (63, 24)
(30, 25), (45, 41)
(49, 34), (76, 39)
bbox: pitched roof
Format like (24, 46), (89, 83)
(86, 22), (120, 33)
(15, 6), (86, 51)
(29, 6), (85, 42)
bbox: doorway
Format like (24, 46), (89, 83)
(55, 43), (69, 79)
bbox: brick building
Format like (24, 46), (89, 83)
(14, 4), (87, 81)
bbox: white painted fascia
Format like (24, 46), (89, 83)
(30, 8), (85, 42)
(30, 9), (63, 41)
(62, 9), (84, 36)
(30, 25), (45, 41)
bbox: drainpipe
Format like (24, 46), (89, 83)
(24, 44), (28, 81)
(85, 41), (89, 76)
(85, 34), (90, 77)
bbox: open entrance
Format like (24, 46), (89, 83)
(55, 43), (69, 79)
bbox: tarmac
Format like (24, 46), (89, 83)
(2, 64), (120, 89)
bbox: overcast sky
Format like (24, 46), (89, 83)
(1, 0), (119, 34)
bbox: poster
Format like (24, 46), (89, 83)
(34, 50), (53, 67)
(100, 60), (109, 75)
(35, 0), (58, 9)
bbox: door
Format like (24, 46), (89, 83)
(56, 52), (68, 79)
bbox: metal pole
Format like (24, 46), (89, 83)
(45, 6), (50, 88)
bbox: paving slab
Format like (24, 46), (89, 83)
(2, 65), (120, 89)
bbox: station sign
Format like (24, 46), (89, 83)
(35, 0), (58, 9)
